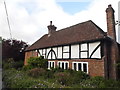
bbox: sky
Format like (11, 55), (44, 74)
(0, 0), (120, 45)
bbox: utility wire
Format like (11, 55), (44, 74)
(4, 0), (12, 41)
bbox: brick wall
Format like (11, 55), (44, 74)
(49, 58), (105, 77)
(24, 51), (38, 65)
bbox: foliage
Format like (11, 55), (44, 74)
(3, 64), (120, 88)
(2, 38), (28, 61)
(27, 57), (48, 69)
(3, 68), (67, 88)
(28, 68), (46, 78)
(22, 65), (33, 71)
(54, 72), (70, 85)
(3, 58), (24, 70)
(80, 76), (120, 88)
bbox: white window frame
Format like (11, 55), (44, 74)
(57, 61), (69, 69)
(48, 61), (55, 69)
(72, 62), (88, 73)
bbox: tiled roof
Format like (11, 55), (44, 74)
(26, 20), (107, 51)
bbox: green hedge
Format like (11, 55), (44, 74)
(27, 57), (48, 69)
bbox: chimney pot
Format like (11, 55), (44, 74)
(47, 21), (57, 36)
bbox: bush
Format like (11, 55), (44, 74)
(28, 68), (46, 78)
(27, 57), (48, 69)
(22, 65), (33, 71)
(12, 60), (24, 70)
(3, 58), (24, 70)
(54, 72), (70, 85)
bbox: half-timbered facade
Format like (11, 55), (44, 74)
(24, 5), (120, 79)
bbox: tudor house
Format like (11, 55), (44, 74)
(24, 5), (120, 79)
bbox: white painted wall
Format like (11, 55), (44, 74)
(53, 47), (57, 57)
(71, 44), (79, 58)
(38, 49), (42, 56)
(81, 52), (87, 58)
(57, 47), (62, 58)
(46, 48), (51, 59)
(63, 46), (69, 58)
(63, 46), (69, 52)
(89, 42), (100, 57)
(91, 47), (101, 58)
(81, 43), (87, 51)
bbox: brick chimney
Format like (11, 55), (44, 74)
(47, 21), (57, 36)
(106, 4), (116, 41)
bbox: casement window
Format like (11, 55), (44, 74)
(72, 62), (88, 73)
(80, 43), (89, 58)
(57, 61), (69, 69)
(71, 44), (79, 58)
(63, 46), (69, 59)
(48, 61), (55, 69)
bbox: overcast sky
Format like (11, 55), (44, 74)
(0, 0), (120, 45)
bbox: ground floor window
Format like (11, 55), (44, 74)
(72, 62), (88, 73)
(48, 61), (55, 69)
(57, 61), (69, 69)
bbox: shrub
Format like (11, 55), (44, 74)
(3, 58), (14, 69)
(22, 65), (33, 71)
(28, 68), (46, 78)
(12, 60), (24, 70)
(27, 57), (48, 69)
(54, 72), (70, 85)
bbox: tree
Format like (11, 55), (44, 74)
(2, 38), (28, 61)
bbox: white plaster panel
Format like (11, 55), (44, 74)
(39, 49), (42, 56)
(63, 46), (69, 52)
(81, 52), (87, 58)
(71, 44), (79, 58)
(81, 43), (87, 51)
(89, 42), (100, 57)
(63, 53), (69, 58)
(58, 47), (62, 58)
(91, 47), (101, 58)
(52, 47), (57, 57)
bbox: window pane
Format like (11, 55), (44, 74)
(52, 62), (54, 68)
(58, 62), (61, 68)
(74, 63), (76, 71)
(83, 63), (87, 72)
(65, 63), (68, 69)
(62, 62), (64, 69)
(81, 43), (87, 51)
(78, 63), (81, 71)
(50, 62), (51, 68)
(81, 52), (88, 58)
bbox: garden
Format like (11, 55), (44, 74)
(2, 57), (120, 88)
